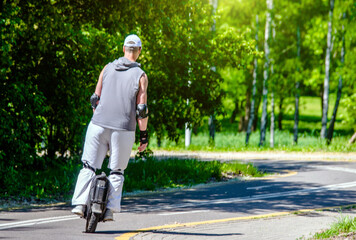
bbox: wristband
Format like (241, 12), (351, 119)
(140, 130), (148, 144)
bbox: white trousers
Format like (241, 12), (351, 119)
(72, 122), (135, 212)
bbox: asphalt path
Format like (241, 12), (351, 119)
(1, 152), (356, 240)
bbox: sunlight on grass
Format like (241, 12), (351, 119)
(123, 157), (265, 192)
(145, 130), (355, 152)
(312, 215), (356, 239)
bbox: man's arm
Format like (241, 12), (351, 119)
(95, 66), (107, 97)
(137, 73), (148, 152)
(91, 65), (107, 112)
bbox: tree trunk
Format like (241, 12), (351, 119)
(293, 25), (301, 144)
(208, 114), (215, 143)
(269, 19), (276, 148)
(230, 99), (239, 123)
(209, 0), (218, 144)
(253, 97), (261, 131)
(270, 91), (275, 147)
(321, 0), (334, 139)
(246, 14), (259, 145)
(327, 13), (345, 144)
(244, 80), (252, 132)
(238, 100), (246, 132)
(349, 132), (356, 144)
(278, 97), (284, 130)
(185, 99), (192, 148)
(259, 0), (272, 147)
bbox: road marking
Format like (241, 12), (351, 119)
(315, 166), (356, 174)
(158, 210), (210, 216)
(3, 167), (356, 232)
(115, 204), (356, 240)
(0, 215), (79, 230)
(127, 180), (356, 213)
(247, 184), (282, 190)
(258, 170), (297, 180)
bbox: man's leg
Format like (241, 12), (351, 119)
(71, 122), (109, 210)
(106, 131), (135, 213)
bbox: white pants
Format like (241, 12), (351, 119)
(72, 122), (135, 212)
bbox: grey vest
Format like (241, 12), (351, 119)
(91, 57), (145, 131)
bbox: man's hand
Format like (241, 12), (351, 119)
(138, 130), (148, 152)
(138, 142), (148, 152)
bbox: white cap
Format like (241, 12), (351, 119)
(124, 34), (142, 48)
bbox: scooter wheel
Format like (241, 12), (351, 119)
(85, 210), (100, 233)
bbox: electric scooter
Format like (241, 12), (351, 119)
(83, 172), (109, 233)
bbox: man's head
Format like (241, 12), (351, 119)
(123, 34), (142, 61)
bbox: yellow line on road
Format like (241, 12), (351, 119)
(259, 170), (298, 180)
(115, 204), (356, 240)
(115, 170), (298, 240)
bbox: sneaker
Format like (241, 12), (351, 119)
(103, 209), (114, 222)
(71, 205), (84, 217)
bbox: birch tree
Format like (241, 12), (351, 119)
(326, 12), (346, 144)
(270, 21), (276, 148)
(209, 0), (218, 145)
(293, 25), (301, 144)
(246, 15), (259, 145)
(321, 0), (335, 139)
(259, 0), (273, 146)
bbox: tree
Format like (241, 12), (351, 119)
(259, 0), (273, 147)
(293, 25), (301, 144)
(321, 0), (335, 139)
(270, 19), (276, 148)
(326, 12), (346, 144)
(246, 15), (259, 145)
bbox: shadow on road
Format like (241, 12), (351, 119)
(121, 158), (356, 216)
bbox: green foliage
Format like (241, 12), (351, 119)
(340, 93), (356, 131)
(312, 215), (356, 239)
(221, 161), (265, 178)
(214, 0), (356, 142)
(124, 157), (263, 192)
(0, 0), (256, 192)
(0, 156), (262, 201)
(1, 156), (82, 200)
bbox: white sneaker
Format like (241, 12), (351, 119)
(71, 205), (84, 217)
(103, 209), (114, 222)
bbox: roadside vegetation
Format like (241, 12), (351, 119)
(140, 95), (355, 153)
(311, 215), (356, 239)
(0, 151), (265, 206)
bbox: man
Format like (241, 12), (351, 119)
(71, 34), (148, 221)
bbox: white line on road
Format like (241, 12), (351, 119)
(314, 166), (356, 174)
(247, 184), (282, 190)
(158, 210), (210, 216)
(0, 215), (79, 230)
(128, 181), (356, 212)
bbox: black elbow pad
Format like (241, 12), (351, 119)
(136, 104), (148, 119)
(90, 93), (100, 109)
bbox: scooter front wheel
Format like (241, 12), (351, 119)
(85, 210), (100, 233)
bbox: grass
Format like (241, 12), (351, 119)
(111, 151), (265, 193)
(144, 130), (356, 152)
(142, 95), (355, 153)
(311, 215), (356, 239)
(0, 153), (265, 205)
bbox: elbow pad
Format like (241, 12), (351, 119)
(90, 93), (100, 109)
(136, 104), (148, 119)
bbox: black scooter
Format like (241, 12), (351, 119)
(83, 172), (110, 233)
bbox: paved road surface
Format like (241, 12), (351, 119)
(1, 152), (356, 240)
